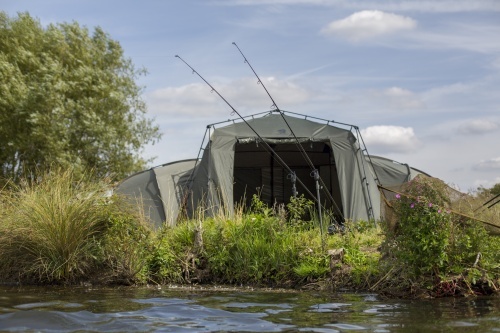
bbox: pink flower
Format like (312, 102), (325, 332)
(410, 203), (415, 208)
(428, 203), (433, 208)
(395, 194), (401, 199)
(438, 209), (442, 213)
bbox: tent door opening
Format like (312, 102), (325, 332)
(233, 140), (344, 217)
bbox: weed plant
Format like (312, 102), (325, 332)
(381, 176), (500, 296)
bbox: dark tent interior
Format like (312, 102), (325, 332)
(233, 140), (344, 217)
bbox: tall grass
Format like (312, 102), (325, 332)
(0, 168), (152, 284)
(148, 194), (384, 288)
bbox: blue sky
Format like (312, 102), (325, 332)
(2, 0), (500, 191)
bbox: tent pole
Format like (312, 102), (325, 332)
(206, 126), (212, 211)
(313, 169), (325, 249)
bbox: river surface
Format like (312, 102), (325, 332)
(0, 285), (498, 332)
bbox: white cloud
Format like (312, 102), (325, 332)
(457, 119), (500, 135)
(379, 87), (424, 109)
(320, 10), (417, 41)
(361, 125), (421, 153)
(473, 157), (500, 171)
(145, 77), (310, 117)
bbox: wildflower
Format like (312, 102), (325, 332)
(410, 203), (415, 208)
(438, 209), (442, 213)
(429, 203), (433, 208)
(395, 194), (401, 199)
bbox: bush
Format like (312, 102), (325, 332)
(382, 176), (500, 295)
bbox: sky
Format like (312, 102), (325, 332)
(2, 0), (500, 192)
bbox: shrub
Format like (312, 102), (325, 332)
(382, 176), (500, 294)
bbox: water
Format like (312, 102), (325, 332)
(0, 285), (499, 332)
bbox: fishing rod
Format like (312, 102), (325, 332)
(488, 198), (500, 209)
(232, 42), (318, 174)
(232, 42), (344, 225)
(175, 55), (323, 210)
(473, 192), (500, 212)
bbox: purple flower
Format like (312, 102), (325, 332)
(395, 194), (401, 199)
(428, 203), (433, 208)
(438, 209), (442, 213)
(410, 203), (415, 208)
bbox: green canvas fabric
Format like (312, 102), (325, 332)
(117, 113), (429, 227)
(116, 159), (196, 228)
(190, 113), (379, 222)
(153, 159), (197, 226)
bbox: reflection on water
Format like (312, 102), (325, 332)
(0, 286), (498, 332)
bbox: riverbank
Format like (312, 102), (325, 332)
(0, 170), (499, 298)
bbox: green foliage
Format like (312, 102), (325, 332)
(287, 194), (314, 229)
(203, 214), (301, 285)
(0, 168), (153, 284)
(491, 183), (500, 196)
(250, 193), (274, 217)
(392, 195), (451, 277)
(337, 223), (381, 287)
(385, 176), (499, 292)
(147, 221), (200, 284)
(293, 254), (330, 279)
(0, 174), (386, 289)
(97, 209), (153, 284)
(0, 12), (161, 183)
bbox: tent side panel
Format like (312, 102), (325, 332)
(190, 136), (236, 217)
(329, 134), (371, 221)
(115, 169), (165, 228)
(153, 160), (197, 226)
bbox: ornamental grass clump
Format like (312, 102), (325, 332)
(0, 168), (152, 285)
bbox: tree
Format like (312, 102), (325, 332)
(0, 12), (161, 183)
(490, 183), (500, 196)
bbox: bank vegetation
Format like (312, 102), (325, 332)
(0, 168), (498, 298)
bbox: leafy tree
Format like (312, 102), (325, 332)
(0, 12), (161, 183)
(490, 183), (500, 196)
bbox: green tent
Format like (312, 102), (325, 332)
(117, 111), (427, 228)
